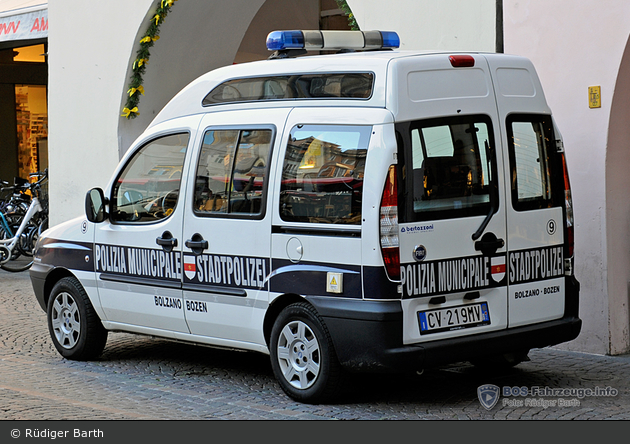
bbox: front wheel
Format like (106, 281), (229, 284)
(270, 302), (342, 404)
(47, 276), (108, 360)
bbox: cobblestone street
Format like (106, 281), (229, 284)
(1, 268), (629, 421)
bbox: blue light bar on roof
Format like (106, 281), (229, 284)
(380, 31), (400, 49)
(266, 30), (400, 52)
(266, 30), (305, 51)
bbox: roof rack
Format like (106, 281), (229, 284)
(266, 30), (400, 59)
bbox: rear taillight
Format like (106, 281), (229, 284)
(380, 165), (400, 280)
(560, 152), (574, 258)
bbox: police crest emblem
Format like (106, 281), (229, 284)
(477, 384), (500, 410)
(183, 255), (197, 281)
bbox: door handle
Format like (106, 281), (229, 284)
(156, 231), (178, 253)
(474, 232), (504, 256)
(185, 233), (208, 255)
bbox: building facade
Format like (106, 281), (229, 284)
(45, 0), (630, 356)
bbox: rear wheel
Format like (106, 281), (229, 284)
(270, 302), (342, 404)
(47, 276), (108, 360)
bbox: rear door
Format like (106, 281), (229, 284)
(485, 55), (567, 327)
(397, 114), (509, 342)
(391, 54), (509, 344)
(503, 115), (566, 326)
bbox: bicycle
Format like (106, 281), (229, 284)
(1, 177), (31, 217)
(0, 170), (48, 272)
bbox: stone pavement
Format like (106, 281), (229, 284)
(1, 268), (629, 421)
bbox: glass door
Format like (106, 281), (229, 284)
(15, 84), (48, 180)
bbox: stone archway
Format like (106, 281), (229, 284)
(606, 32), (630, 355)
(117, 0), (321, 154)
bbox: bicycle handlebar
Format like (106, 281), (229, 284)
(29, 168), (48, 184)
(1, 169), (47, 195)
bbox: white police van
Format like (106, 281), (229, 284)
(30, 30), (581, 403)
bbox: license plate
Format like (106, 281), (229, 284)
(418, 302), (490, 335)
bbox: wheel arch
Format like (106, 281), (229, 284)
(263, 293), (307, 347)
(43, 267), (76, 309)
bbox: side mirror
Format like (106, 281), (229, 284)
(85, 188), (108, 223)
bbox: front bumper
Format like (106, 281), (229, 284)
(29, 261), (54, 312)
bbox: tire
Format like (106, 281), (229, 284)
(47, 276), (108, 360)
(270, 302), (342, 404)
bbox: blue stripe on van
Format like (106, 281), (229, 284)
(270, 259), (362, 299)
(35, 238), (94, 272)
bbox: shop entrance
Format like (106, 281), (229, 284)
(0, 43), (47, 184)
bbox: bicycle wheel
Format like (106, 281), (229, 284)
(24, 217), (47, 257)
(1, 254), (34, 272)
(17, 221), (38, 257)
(0, 213), (32, 272)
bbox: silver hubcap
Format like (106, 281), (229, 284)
(277, 320), (320, 390)
(51, 292), (80, 349)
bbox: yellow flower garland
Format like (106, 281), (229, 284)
(122, 0), (179, 119)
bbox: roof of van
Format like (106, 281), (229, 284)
(148, 49), (538, 128)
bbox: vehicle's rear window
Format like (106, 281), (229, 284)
(202, 73), (374, 106)
(397, 115), (497, 222)
(507, 115), (558, 211)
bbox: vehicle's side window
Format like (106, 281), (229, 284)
(279, 125), (371, 224)
(507, 116), (554, 210)
(111, 133), (189, 223)
(406, 115), (495, 221)
(193, 129), (272, 217)
(202, 73), (374, 106)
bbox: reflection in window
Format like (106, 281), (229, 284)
(194, 129), (272, 216)
(509, 118), (553, 210)
(280, 125), (371, 224)
(112, 133), (189, 223)
(409, 116), (494, 219)
(202, 73), (374, 105)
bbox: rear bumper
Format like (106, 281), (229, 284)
(307, 275), (582, 372)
